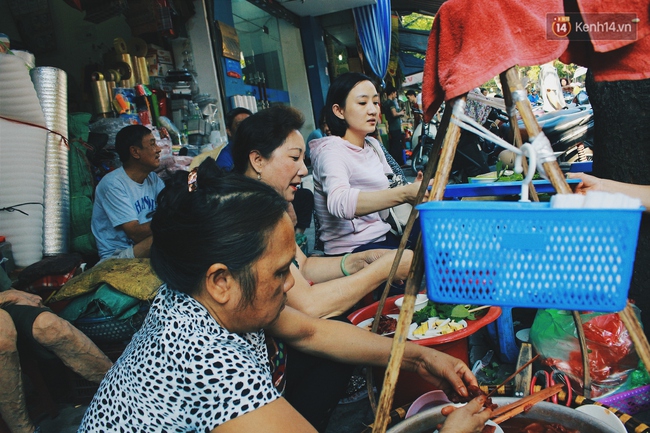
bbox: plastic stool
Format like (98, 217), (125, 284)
(486, 307), (519, 364)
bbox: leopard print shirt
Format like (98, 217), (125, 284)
(78, 285), (279, 432)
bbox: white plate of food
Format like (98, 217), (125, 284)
(357, 314), (400, 335)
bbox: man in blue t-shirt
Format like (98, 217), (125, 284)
(528, 88), (540, 104)
(92, 125), (165, 260)
(216, 107), (252, 171)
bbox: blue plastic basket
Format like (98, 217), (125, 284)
(599, 384), (650, 415)
(417, 201), (643, 312)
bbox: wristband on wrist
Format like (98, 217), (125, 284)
(340, 253), (351, 276)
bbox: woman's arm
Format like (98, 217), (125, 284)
(354, 182), (419, 216)
(568, 172), (650, 209)
(297, 248), (403, 283)
(354, 170), (425, 217)
(287, 249), (413, 318)
(269, 307), (477, 399)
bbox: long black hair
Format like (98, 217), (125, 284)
(150, 159), (288, 306)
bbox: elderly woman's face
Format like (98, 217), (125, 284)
(259, 130), (308, 202)
(237, 214), (296, 330)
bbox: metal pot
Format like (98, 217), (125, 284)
(387, 397), (618, 433)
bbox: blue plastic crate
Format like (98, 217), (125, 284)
(416, 201), (643, 312)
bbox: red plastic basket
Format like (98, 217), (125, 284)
(348, 296), (501, 407)
(599, 384), (650, 415)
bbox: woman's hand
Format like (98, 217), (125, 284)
(410, 348), (478, 400)
(368, 249), (413, 281)
(404, 171), (423, 204)
(403, 171), (432, 204)
(568, 172), (650, 210)
(567, 172), (604, 195)
(438, 397), (493, 433)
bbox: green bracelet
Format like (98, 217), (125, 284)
(340, 253), (351, 277)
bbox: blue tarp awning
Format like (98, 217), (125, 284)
(398, 27), (429, 76)
(399, 51), (424, 77)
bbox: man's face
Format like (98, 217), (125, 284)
(227, 113), (251, 139)
(407, 94), (416, 104)
(134, 133), (161, 171)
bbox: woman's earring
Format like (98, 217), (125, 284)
(257, 173), (262, 180)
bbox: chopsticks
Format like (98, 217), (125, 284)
(490, 383), (564, 424)
(467, 305), (491, 314)
(485, 354), (540, 399)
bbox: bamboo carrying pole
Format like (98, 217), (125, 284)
(499, 71), (539, 202)
(501, 68), (571, 195)
(366, 102), (454, 412)
(371, 98), (465, 433)
(619, 303), (650, 374)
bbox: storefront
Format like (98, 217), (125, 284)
(212, 0), (311, 135)
(1, 0), (227, 141)
(0, 0), (374, 266)
(1, 0), (376, 143)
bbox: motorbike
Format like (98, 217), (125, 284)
(498, 95), (594, 171)
(409, 110), (438, 173)
(409, 97), (594, 178)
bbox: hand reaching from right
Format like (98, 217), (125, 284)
(438, 397), (493, 433)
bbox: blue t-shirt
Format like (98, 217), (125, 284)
(215, 142), (234, 171)
(91, 167), (165, 259)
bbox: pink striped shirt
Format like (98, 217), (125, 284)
(310, 135), (393, 254)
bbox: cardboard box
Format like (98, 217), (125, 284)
(146, 45), (174, 77)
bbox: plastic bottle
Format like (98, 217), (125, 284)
(0, 236), (15, 274)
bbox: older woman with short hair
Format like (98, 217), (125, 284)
(78, 161), (491, 433)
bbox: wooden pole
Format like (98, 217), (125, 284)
(571, 311), (592, 398)
(501, 68), (571, 195)
(371, 97), (464, 433)
(619, 303), (650, 375)
(365, 99), (453, 413)
(499, 71), (539, 202)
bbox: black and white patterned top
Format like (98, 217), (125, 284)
(78, 285), (280, 432)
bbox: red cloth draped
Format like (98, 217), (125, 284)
(422, 0), (650, 122)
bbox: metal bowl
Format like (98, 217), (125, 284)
(387, 397), (619, 433)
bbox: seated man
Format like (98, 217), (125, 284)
(0, 267), (112, 433)
(92, 125), (165, 261)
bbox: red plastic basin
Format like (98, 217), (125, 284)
(348, 295), (501, 407)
